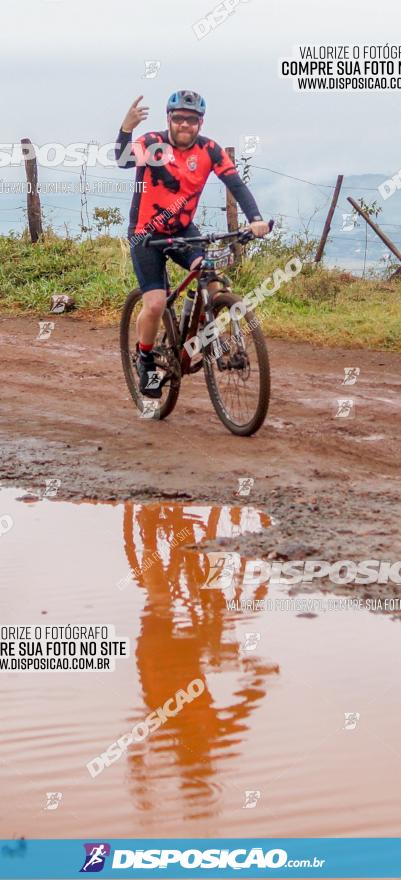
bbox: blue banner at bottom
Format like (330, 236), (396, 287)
(0, 838), (400, 879)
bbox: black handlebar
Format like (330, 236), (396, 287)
(142, 221), (274, 249)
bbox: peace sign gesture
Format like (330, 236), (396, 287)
(121, 95), (149, 133)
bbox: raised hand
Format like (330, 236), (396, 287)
(121, 96), (149, 133)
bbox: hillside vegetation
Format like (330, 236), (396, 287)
(0, 226), (400, 350)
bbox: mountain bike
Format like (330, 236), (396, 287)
(120, 228), (271, 436)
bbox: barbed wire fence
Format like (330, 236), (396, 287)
(1, 143), (400, 276)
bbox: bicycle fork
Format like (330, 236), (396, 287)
(202, 285), (247, 372)
(200, 284), (226, 369)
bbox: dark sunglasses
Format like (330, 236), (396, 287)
(170, 113), (201, 126)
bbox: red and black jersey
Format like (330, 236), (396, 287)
(115, 128), (262, 239)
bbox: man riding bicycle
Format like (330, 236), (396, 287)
(115, 89), (269, 398)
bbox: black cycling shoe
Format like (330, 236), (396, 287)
(136, 354), (163, 399)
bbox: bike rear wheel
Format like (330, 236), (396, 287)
(203, 291), (270, 436)
(120, 288), (181, 420)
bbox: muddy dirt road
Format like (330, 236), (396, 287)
(1, 315), (400, 581)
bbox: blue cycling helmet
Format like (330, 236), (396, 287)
(166, 90), (206, 116)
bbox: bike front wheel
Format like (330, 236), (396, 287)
(203, 291), (270, 436)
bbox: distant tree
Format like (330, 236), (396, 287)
(354, 198), (383, 277)
(92, 207), (124, 235)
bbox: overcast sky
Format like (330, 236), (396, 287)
(1, 0), (400, 242)
(2, 0), (400, 172)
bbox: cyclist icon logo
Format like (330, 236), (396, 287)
(343, 712), (360, 731)
(342, 367), (360, 386)
(341, 213), (356, 232)
(201, 552), (240, 598)
(142, 60), (161, 79)
(43, 478), (61, 498)
(145, 371), (161, 390)
(235, 477), (254, 496)
(241, 631), (261, 652)
(80, 843), (111, 873)
(242, 789), (261, 809)
(140, 400), (159, 420)
(334, 398), (355, 419)
(44, 791), (62, 810)
(241, 135), (260, 157)
(37, 321), (55, 341)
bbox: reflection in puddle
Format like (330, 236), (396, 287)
(122, 503), (276, 821)
(1, 489), (401, 840)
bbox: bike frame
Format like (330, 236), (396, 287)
(143, 224), (273, 378)
(162, 260), (228, 376)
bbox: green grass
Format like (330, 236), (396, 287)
(0, 226), (400, 350)
(0, 228), (132, 319)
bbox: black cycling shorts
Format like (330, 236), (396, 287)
(129, 223), (203, 294)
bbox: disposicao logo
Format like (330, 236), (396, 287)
(110, 847), (296, 870)
(80, 843), (111, 872)
(77, 845), (326, 873)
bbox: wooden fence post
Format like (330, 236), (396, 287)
(315, 174), (343, 263)
(21, 138), (43, 243)
(347, 196), (401, 264)
(225, 146), (241, 262)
